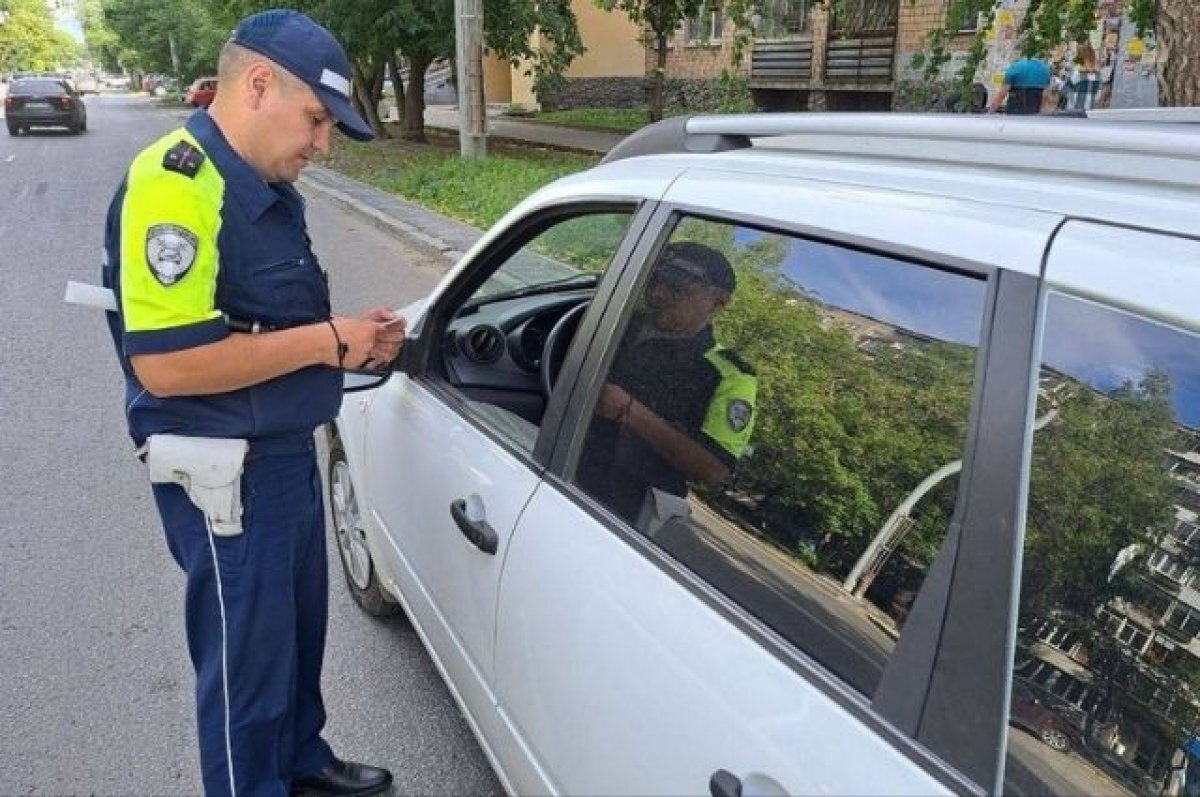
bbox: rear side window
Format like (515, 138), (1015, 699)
(1007, 293), (1200, 795)
(573, 215), (987, 696)
(13, 80), (68, 96)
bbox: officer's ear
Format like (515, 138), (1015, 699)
(244, 61), (273, 109)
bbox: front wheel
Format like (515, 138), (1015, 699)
(6, 122), (19, 136)
(328, 434), (399, 617)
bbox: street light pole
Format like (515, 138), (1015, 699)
(453, 0), (486, 158)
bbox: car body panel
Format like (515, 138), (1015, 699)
(329, 114), (1200, 796)
(496, 481), (955, 796)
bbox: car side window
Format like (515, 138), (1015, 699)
(572, 216), (986, 696)
(1006, 294), (1200, 796)
(434, 210), (634, 452)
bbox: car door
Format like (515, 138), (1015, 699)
(495, 173), (1060, 794)
(358, 204), (650, 752)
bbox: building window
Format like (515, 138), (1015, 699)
(950, 0), (991, 33)
(756, 0), (811, 38)
(1170, 519), (1200, 549)
(684, 8), (725, 43)
(1150, 549), (1189, 583)
(1163, 602), (1200, 638)
(1117, 622), (1150, 652)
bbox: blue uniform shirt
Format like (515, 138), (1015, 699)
(103, 111), (341, 446)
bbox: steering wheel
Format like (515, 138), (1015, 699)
(540, 301), (589, 398)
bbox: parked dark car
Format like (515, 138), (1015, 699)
(1009, 680), (1085, 752)
(5, 77), (87, 135)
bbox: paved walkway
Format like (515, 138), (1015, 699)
(423, 104), (625, 156)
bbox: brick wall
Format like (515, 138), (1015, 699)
(644, 19), (748, 81)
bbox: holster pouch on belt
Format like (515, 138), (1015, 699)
(138, 434), (249, 537)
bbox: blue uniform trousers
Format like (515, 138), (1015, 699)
(152, 438), (334, 796)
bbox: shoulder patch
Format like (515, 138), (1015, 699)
(145, 224), (199, 286)
(727, 399), (753, 433)
(714, 347), (756, 375)
(161, 140), (206, 178)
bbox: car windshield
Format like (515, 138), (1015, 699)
(13, 80), (67, 96)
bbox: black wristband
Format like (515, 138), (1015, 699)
(326, 318), (348, 369)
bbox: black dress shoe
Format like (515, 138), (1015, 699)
(292, 759), (394, 797)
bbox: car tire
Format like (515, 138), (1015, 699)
(1039, 725), (1071, 752)
(327, 433), (400, 618)
(6, 122), (17, 136)
(80, 116), (87, 132)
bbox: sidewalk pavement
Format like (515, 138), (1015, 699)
(300, 106), (626, 267)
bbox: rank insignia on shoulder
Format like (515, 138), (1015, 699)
(146, 224), (199, 286)
(162, 140), (206, 177)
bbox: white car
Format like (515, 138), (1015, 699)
(327, 112), (1200, 796)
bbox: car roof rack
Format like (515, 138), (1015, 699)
(600, 111), (1200, 189)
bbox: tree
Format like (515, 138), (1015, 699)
(594, 0), (753, 122)
(0, 0), (80, 73)
(102, 0), (233, 82)
(914, 0), (1199, 109)
(1021, 372), (1179, 618)
(210, 0), (582, 143)
(80, 0), (122, 73)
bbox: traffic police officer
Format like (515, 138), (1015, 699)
(577, 241), (757, 526)
(102, 10), (400, 796)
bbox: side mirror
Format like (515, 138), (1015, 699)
(340, 334), (421, 393)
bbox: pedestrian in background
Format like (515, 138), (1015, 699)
(1060, 42), (1103, 112)
(101, 9), (401, 796)
(988, 52), (1053, 114)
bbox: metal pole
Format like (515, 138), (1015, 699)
(454, 0), (487, 158)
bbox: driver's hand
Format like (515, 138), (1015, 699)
(596, 383), (631, 421)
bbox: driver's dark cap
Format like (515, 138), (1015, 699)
(230, 9), (373, 141)
(655, 242), (736, 293)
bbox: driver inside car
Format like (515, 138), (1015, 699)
(576, 241), (758, 528)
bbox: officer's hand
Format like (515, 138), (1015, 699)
(327, 317), (380, 369)
(596, 383), (633, 421)
(360, 307), (406, 366)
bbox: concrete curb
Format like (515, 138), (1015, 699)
(298, 164), (482, 266)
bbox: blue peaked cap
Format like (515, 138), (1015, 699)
(231, 9), (373, 141)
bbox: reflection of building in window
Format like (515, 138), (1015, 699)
(1019, 372), (1200, 788)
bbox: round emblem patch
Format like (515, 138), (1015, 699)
(145, 224), (198, 286)
(727, 399), (753, 432)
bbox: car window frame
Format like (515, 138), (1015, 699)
(990, 221), (1200, 794)
(544, 199), (1051, 796)
(401, 198), (657, 471)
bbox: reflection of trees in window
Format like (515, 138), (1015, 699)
(1016, 370), (1200, 790)
(670, 220), (976, 616)
(533, 213), (632, 274)
(1024, 372), (1180, 619)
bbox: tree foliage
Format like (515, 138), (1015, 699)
(0, 0), (81, 73)
(198, 0), (582, 141)
(100, 0), (233, 81)
(1022, 372), (1179, 618)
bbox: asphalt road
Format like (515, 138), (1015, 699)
(0, 93), (502, 795)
